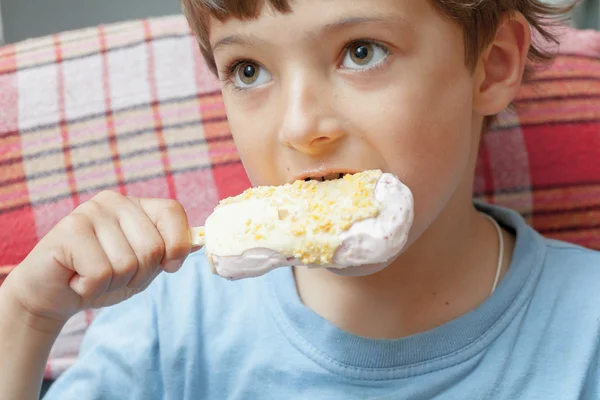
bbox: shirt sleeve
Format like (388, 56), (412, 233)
(43, 280), (164, 400)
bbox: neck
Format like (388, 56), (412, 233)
(293, 196), (515, 339)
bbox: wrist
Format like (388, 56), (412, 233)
(0, 275), (67, 337)
(0, 276), (64, 400)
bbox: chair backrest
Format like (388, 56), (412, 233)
(1, 16), (600, 275)
(475, 28), (600, 250)
(0, 14), (599, 382)
(0, 16), (248, 273)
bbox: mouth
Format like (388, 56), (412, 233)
(294, 169), (361, 183)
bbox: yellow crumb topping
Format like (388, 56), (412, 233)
(216, 170), (384, 264)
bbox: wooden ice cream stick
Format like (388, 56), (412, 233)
(190, 226), (205, 247)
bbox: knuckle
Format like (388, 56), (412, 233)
(162, 199), (186, 217)
(87, 190), (129, 213)
(79, 197), (104, 217)
(93, 190), (123, 204)
(60, 213), (93, 235)
(139, 241), (165, 267)
(93, 262), (114, 284)
(113, 252), (140, 274)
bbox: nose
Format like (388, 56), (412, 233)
(278, 73), (345, 155)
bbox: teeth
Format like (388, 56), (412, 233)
(303, 172), (349, 182)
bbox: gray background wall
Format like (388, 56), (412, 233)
(1, 0), (182, 44)
(0, 0), (597, 46)
(0, 1), (4, 45)
(572, 0), (600, 29)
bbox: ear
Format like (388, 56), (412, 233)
(473, 13), (531, 116)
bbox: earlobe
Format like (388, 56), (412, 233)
(473, 13), (532, 116)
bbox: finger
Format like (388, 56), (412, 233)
(92, 212), (140, 293)
(84, 191), (164, 290)
(114, 198), (166, 288)
(137, 266), (164, 292)
(55, 213), (114, 300)
(134, 197), (192, 271)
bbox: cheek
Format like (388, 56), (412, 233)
(222, 94), (277, 186)
(351, 68), (476, 239)
(399, 101), (473, 239)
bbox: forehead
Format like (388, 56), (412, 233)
(207, 0), (435, 49)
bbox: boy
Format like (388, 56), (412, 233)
(1, 0), (599, 398)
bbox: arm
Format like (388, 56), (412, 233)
(0, 281), (64, 400)
(0, 192), (192, 400)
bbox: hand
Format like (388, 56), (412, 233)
(3, 191), (193, 326)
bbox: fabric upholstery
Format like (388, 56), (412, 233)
(0, 16), (599, 378)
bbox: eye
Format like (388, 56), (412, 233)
(341, 41), (389, 70)
(232, 62), (272, 89)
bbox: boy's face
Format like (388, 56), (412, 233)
(209, 0), (484, 266)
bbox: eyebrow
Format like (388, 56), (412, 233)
(322, 16), (401, 32)
(211, 15), (412, 53)
(212, 35), (260, 53)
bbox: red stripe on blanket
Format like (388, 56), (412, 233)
(0, 206), (40, 265)
(524, 122), (600, 188)
(54, 34), (81, 207)
(143, 21), (177, 200)
(212, 162), (251, 200)
(0, 265), (15, 286)
(0, 49), (38, 265)
(548, 229), (600, 251)
(99, 26), (128, 196)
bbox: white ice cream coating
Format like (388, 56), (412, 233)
(206, 172), (414, 281)
(333, 173), (413, 266)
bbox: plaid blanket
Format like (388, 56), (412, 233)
(0, 16), (249, 268)
(0, 16), (599, 379)
(0, 15), (250, 379)
(475, 38), (600, 249)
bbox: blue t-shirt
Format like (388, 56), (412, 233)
(45, 204), (600, 399)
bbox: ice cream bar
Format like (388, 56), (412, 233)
(190, 170), (414, 280)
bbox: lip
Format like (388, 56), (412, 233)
(292, 168), (364, 183)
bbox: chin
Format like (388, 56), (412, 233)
(326, 261), (392, 277)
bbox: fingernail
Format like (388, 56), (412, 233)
(163, 259), (184, 273)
